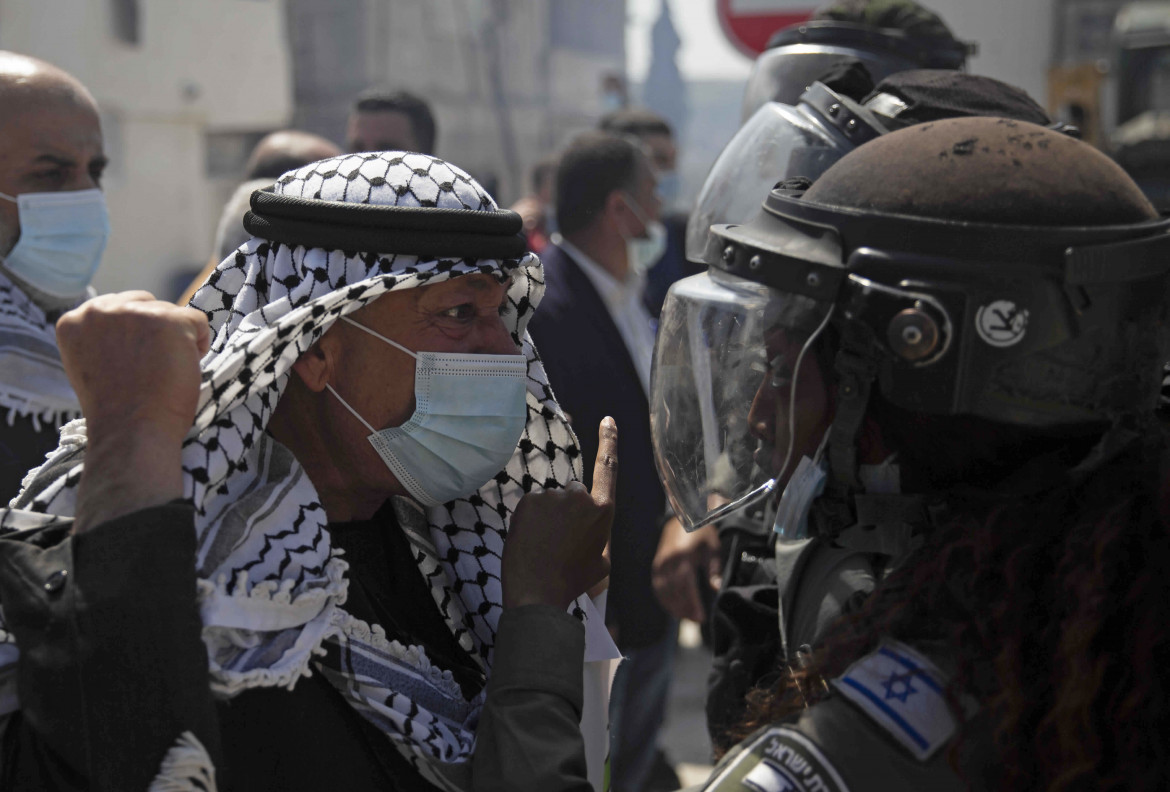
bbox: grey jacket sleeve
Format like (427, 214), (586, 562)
(472, 604), (593, 792)
(0, 503), (222, 791)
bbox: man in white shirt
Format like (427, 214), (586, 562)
(527, 131), (680, 791)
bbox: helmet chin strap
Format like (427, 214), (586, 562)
(813, 324), (880, 538)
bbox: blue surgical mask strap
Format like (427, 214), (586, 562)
(812, 424), (831, 466)
(774, 303), (837, 486)
(325, 383), (378, 434)
(620, 191), (652, 234)
(340, 315), (418, 359)
(325, 316), (418, 433)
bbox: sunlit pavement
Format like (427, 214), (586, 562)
(661, 620), (715, 786)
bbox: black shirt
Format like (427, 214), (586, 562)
(0, 413), (61, 503)
(217, 499), (484, 790)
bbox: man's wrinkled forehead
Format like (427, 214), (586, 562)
(343, 272), (513, 332)
(0, 71), (102, 154)
(0, 93), (105, 186)
(368, 270), (511, 302)
(414, 271), (514, 299)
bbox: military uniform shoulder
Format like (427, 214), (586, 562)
(700, 723), (853, 792)
(699, 640), (977, 792)
(828, 639), (965, 761)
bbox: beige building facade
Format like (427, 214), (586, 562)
(287, 0), (627, 203)
(1, 0), (293, 298)
(2, 0), (625, 299)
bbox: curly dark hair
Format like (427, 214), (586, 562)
(720, 428), (1170, 791)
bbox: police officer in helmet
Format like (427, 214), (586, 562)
(474, 115), (1170, 789)
(644, 115), (1170, 789)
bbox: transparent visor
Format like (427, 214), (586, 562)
(686, 101), (854, 263)
(650, 268), (835, 531)
(741, 44), (922, 121)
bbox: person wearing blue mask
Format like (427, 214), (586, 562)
(0, 50), (109, 502)
(528, 131), (680, 792)
(599, 108), (678, 188)
(0, 151), (619, 790)
(599, 107), (701, 321)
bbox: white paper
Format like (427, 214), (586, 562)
(581, 590), (622, 662)
(578, 591), (622, 791)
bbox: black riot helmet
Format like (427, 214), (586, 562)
(741, 10), (974, 123)
(688, 68), (1057, 267)
(652, 117), (1170, 531)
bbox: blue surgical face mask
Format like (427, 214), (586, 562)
(326, 316), (529, 507)
(0, 188), (109, 297)
(772, 429), (831, 541)
(656, 170), (680, 206)
(620, 192), (667, 275)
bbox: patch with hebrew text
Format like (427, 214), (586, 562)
(705, 726), (850, 792)
(831, 640), (956, 760)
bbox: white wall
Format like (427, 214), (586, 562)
(920, 0), (1057, 106)
(0, 0), (293, 298)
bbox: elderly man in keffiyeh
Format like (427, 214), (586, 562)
(0, 152), (617, 791)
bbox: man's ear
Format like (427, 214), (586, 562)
(603, 189), (627, 220)
(290, 335), (336, 393)
(603, 189), (633, 235)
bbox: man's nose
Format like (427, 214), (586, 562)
(747, 384), (776, 446)
(476, 314), (520, 356)
(70, 172), (102, 192)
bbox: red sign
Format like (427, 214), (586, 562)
(716, 0), (816, 57)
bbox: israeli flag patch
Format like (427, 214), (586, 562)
(830, 640), (956, 761)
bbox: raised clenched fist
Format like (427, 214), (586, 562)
(56, 291), (210, 446)
(56, 292), (211, 533)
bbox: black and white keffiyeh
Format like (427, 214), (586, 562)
(0, 268), (82, 434)
(0, 152), (591, 789)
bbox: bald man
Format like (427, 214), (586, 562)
(0, 51), (108, 501)
(176, 131), (342, 305)
(242, 129), (341, 181)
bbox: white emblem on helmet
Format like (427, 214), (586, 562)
(975, 301), (1029, 347)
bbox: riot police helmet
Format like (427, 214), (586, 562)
(740, 0), (974, 123)
(654, 117), (1170, 532)
(687, 69), (1055, 265)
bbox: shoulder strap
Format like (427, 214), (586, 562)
(701, 725), (852, 792)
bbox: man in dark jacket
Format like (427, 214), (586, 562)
(528, 130), (679, 791)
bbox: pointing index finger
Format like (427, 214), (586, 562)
(591, 416), (618, 508)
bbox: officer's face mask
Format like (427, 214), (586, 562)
(772, 428), (830, 541)
(325, 316), (528, 507)
(0, 188), (109, 297)
(619, 192), (667, 275)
